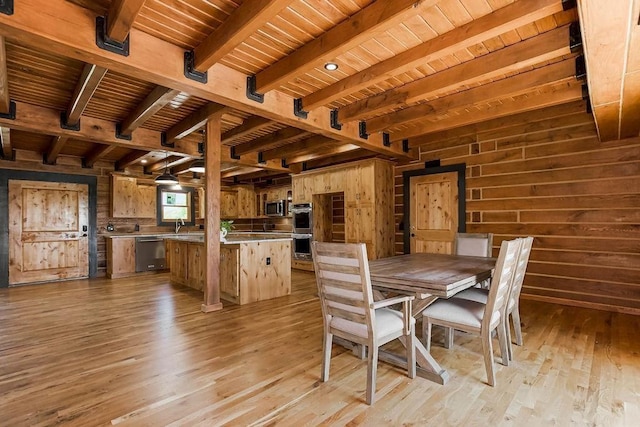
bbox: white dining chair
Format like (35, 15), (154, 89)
(454, 232), (493, 257)
(422, 238), (522, 386)
(454, 236), (534, 360)
(312, 241), (416, 405)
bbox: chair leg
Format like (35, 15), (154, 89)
(423, 320), (433, 352)
(505, 315), (514, 361)
(481, 329), (496, 386)
(444, 327), (454, 349)
(512, 305), (524, 346)
(366, 344), (378, 405)
(321, 332), (332, 382)
(406, 326), (416, 379)
(497, 322), (509, 367)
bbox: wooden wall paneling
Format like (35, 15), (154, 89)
(396, 108), (640, 313)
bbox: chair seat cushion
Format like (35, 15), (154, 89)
(454, 288), (489, 304)
(331, 308), (415, 340)
(422, 299), (496, 330)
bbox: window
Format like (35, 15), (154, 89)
(157, 186), (195, 226)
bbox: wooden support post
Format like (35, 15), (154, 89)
(202, 114), (223, 313)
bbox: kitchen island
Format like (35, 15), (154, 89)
(165, 233), (292, 305)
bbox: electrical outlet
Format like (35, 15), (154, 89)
(266, 257), (271, 265)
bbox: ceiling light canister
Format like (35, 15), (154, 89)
(324, 62), (338, 71)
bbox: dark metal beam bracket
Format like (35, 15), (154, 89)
(0, 0), (13, 15)
(0, 101), (16, 120)
(95, 16), (130, 57)
(184, 51), (208, 84)
(330, 109), (342, 130)
(257, 152), (265, 164)
(402, 139), (410, 153)
(575, 55), (586, 80)
(293, 98), (308, 119)
(382, 133), (391, 147)
(562, 0), (577, 11)
(59, 112), (80, 131)
(359, 121), (368, 140)
(281, 159), (289, 168)
(115, 123), (132, 141)
(570, 21), (582, 53)
(160, 132), (175, 148)
(246, 75), (264, 103)
(230, 146), (240, 160)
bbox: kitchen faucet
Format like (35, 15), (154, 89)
(175, 218), (184, 233)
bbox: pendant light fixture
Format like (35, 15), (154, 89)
(155, 152), (179, 185)
(189, 129), (206, 173)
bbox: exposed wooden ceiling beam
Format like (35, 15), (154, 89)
(164, 103), (226, 143)
(145, 155), (184, 173)
(339, 25), (573, 123)
(0, 100), (199, 156)
(106, 0), (147, 43)
(0, 126), (11, 159)
(577, 0), (640, 141)
(0, 36), (9, 114)
(290, 149), (375, 173)
(0, 0), (411, 159)
(286, 143), (361, 165)
(221, 166), (264, 179)
(221, 116), (273, 144)
(220, 145), (289, 172)
(233, 128), (311, 157)
(193, 0), (290, 72)
(44, 135), (69, 165)
(302, 0), (565, 110)
(83, 144), (118, 168)
(409, 101), (589, 147)
(369, 58), (578, 133)
(254, 0), (437, 93)
(66, 63), (108, 126)
(119, 86), (181, 136)
(391, 81), (584, 141)
(259, 135), (336, 161)
(224, 168), (288, 182)
(114, 149), (149, 171)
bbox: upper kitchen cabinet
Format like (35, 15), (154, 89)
(219, 185), (256, 219)
(110, 175), (156, 218)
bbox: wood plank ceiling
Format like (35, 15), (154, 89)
(0, 0), (631, 184)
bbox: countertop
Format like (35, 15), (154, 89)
(163, 232), (292, 245)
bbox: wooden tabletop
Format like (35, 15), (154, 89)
(369, 252), (496, 298)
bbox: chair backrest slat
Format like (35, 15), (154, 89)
(507, 236), (534, 311)
(312, 241), (375, 339)
(482, 238), (522, 329)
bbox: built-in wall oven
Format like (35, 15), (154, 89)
(291, 203), (313, 234)
(292, 234), (313, 260)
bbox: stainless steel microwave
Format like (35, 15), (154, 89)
(265, 199), (286, 216)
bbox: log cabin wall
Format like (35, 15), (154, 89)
(394, 111), (640, 314)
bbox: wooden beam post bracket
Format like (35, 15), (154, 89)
(60, 112), (80, 131)
(0, 0), (12, 15)
(95, 16), (129, 56)
(0, 100), (15, 120)
(184, 50), (207, 84)
(293, 98), (308, 119)
(246, 75), (264, 103)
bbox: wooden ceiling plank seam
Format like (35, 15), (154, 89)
(164, 103), (227, 143)
(260, 134), (336, 161)
(392, 82), (585, 142)
(44, 135), (69, 165)
(367, 57), (579, 133)
(119, 86), (181, 135)
(301, 0), (565, 110)
(221, 116), (273, 143)
(0, 100), (199, 156)
(66, 63), (108, 126)
(254, 0), (439, 94)
(0, 126), (11, 159)
(114, 149), (149, 170)
(193, 0), (292, 72)
(0, 0), (410, 159)
(338, 24), (573, 122)
(106, 0), (148, 43)
(233, 127), (310, 156)
(83, 143), (118, 168)
(0, 35), (10, 114)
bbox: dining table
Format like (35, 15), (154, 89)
(368, 252), (496, 385)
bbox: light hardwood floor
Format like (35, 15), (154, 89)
(1, 271), (638, 426)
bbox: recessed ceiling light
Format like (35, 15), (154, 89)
(140, 159), (147, 164)
(324, 62), (338, 71)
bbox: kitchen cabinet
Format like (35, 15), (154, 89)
(187, 243), (205, 291)
(292, 158), (394, 260)
(219, 185), (256, 218)
(220, 246), (240, 303)
(221, 188), (239, 218)
(106, 237), (136, 278)
(110, 175), (156, 218)
(169, 241), (188, 286)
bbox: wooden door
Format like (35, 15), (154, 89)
(9, 180), (89, 285)
(409, 172), (459, 254)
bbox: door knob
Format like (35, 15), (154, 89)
(411, 233), (415, 237)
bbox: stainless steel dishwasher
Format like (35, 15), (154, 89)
(135, 237), (167, 272)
